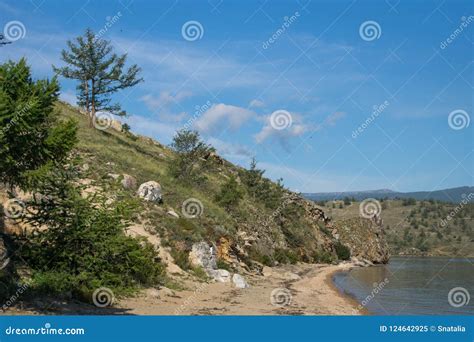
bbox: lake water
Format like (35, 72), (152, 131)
(333, 257), (474, 315)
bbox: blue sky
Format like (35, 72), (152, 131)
(1, 0), (472, 192)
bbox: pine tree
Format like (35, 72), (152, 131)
(169, 129), (214, 182)
(0, 58), (77, 188)
(54, 28), (143, 127)
(215, 175), (244, 210)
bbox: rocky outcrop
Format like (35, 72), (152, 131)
(189, 241), (250, 285)
(189, 242), (217, 270)
(137, 181), (162, 202)
(332, 217), (389, 264)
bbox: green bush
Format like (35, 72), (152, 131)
(215, 175), (243, 210)
(312, 251), (334, 263)
(21, 165), (165, 298)
(334, 242), (351, 260)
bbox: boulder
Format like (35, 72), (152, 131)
(209, 269), (231, 283)
(121, 174), (137, 190)
(232, 274), (249, 288)
(189, 242), (216, 270)
(137, 181), (162, 202)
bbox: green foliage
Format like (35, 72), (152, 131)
(122, 123), (131, 133)
(274, 248), (299, 264)
(334, 242), (351, 260)
(20, 165), (165, 297)
(0, 59), (77, 187)
(240, 158), (284, 209)
(312, 250), (334, 263)
(54, 28), (142, 125)
(215, 175), (243, 210)
(402, 198), (417, 206)
(216, 259), (232, 271)
(191, 266), (209, 280)
(169, 248), (191, 271)
(169, 129), (214, 183)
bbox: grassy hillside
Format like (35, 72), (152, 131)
(320, 198), (474, 257)
(55, 101), (388, 270)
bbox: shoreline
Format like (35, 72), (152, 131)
(3, 263), (369, 316)
(325, 266), (370, 315)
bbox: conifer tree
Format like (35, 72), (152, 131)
(0, 58), (77, 188)
(54, 28), (143, 127)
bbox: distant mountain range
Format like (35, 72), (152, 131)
(302, 186), (474, 203)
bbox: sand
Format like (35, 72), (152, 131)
(2, 263), (365, 315)
(119, 262), (364, 315)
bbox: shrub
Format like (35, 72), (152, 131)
(169, 129), (214, 183)
(0, 58), (77, 188)
(21, 165), (165, 298)
(334, 242), (351, 260)
(215, 175), (243, 210)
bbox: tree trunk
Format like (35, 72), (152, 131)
(84, 80), (90, 116)
(90, 79), (95, 128)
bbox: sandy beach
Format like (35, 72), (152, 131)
(3, 263), (364, 315)
(118, 262), (364, 315)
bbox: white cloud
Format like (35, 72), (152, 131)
(194, 103), (256, 134)
(254, 110), (346, 145)
(140, 91), (192, 110)
(249, 99), (265, 108)
(140, 91), (192, 122)
(206, 137), (254, 163)
(254, 110), (310, 145)
(123, 115), (177, 144)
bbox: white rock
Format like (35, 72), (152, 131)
(189, 242), (217, 270)
(209, 269), (231, 283)
(137, 181), (162, 202)
(232, 274), (249, 288)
